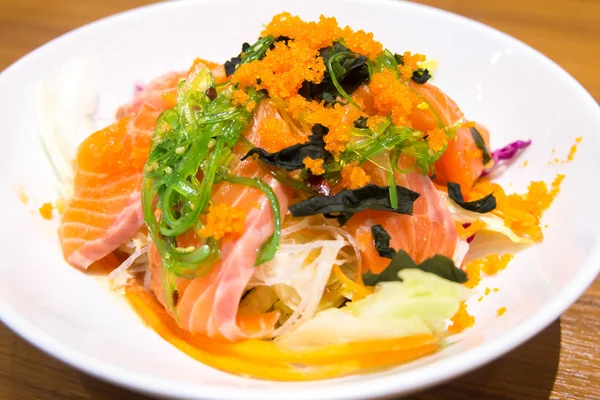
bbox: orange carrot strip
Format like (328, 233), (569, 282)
(333, 264), (373, 299)
(125, 283), (439, 380)
(461, 219), (484, 240)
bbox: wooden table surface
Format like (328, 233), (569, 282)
(1, 0), (599, 399)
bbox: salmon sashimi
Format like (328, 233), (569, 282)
(410, 82), (490, 190)
(59, 72), (184, 269)
(347, 154), (459, 274)
(116, 71), (185, 119)
(148, 101), (296, 340)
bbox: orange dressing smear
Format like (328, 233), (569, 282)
(448, 301), (474, 334)
(476, 287), (496, 303)
(464, 254), (514, 289)
(567, 136), (582, 162)
(17, 185), (29, 205)
(125, 283), (439, 381)
(39, 202), (54, 220)
(547, 136), (582, 165)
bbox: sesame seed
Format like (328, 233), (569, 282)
(416, 102), (429, 110)
(164, 167), (172, 174)
(175, 146), (185, 154)
(208, 139), (216, 149)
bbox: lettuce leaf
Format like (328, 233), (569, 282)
(276, 269), (471, 348)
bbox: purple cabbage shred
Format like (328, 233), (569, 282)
(134, 82), (145, 94)
(491, 139), (532, 163)
(482, 139), (532, 177)
(462, 223), (475, 243)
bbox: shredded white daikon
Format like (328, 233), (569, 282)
(108, 232), (150, 289)
(249, 220), (356, 338)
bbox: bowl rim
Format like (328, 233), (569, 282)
(1, 0), (599, 399)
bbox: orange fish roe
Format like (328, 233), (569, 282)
(470, 175), (564, 242)
(262, 13), (342, 51)
(427, 128), (447, 152)
(233, 41), (325, 100)
(199, 204), (246, 240)
(256, 116), (306, 152)
(232, 89), (256, 112)
(39, 202), (53, 220)
(303, 157), (325, 175)
(324, 124), (352, 157)
(567, 136), (582, 161)
(366, 115), (388, 131)
(477, 287), (494, 303)
(464, 260), (482, 289)
(189, 57), (220, 72)
(497, 307), (507, 317)
(398, 52), (426, 79)
(285, 96), (352, 157)
(464, 254), (513, 288)
(262, 13), (383, 60)
(340, 163), (370, 190)
(340, 26), (383, 60)
(369, 70), (417, 126)
(482, 254), (513, 275)
(506, 174), (565, 221)
(235, 14), (387, 159)
(448, 301), (474, 334)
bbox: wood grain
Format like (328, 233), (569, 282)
(0, 0), (599, 399)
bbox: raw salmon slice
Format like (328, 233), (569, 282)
(148, 101), (295, 340)
(116, 71), (184, 119)
(410, 82), (490, 190)
(346, 154), (459, 274)
(59, 72), (184, 269)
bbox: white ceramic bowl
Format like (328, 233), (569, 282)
(1, 0), (599, 398)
